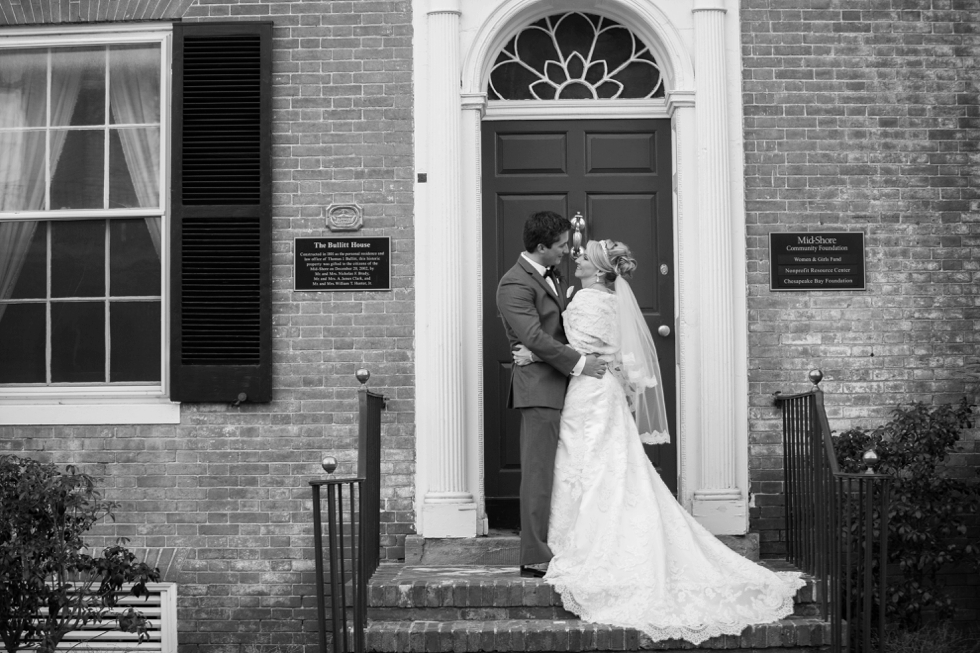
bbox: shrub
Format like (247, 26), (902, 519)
(833, 399), (980, 630)
(880, 621), (980, 653)
(0, 454), (161, 653)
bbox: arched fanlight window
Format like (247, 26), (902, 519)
(488, 12), (665, 101)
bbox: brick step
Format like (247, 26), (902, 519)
(364, 616), (834, 652)
(368, 563), (821, 620)
(405, 532), (762, 565)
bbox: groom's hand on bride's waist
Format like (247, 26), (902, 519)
(581, 355), (607, 379)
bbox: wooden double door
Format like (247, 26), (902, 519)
(482, 118), (677, 528)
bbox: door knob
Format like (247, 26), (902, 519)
(657, 325), (670, 337)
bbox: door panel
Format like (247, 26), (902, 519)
(586, 132), (657, 174)
(498, 134), (568, 174)
(482, 119), (675, 529)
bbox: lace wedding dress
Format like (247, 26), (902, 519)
(545, 287), (805, 645)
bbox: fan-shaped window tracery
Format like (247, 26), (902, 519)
(488, 12), (664, 101)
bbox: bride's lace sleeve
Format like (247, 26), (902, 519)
(563, 291), (619, 355)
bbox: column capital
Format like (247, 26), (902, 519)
(428, 0), (461, 16)
(692, 0), (727, 13)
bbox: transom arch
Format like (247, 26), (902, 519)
(487, 12), (665, 101)
(461, 0), (694, 101)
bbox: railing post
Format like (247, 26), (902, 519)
(356, 369), (385, 581)
(311, 482), (329, 653)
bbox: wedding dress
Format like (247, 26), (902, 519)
(545, 287), (805, 645)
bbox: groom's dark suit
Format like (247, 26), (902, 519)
(496, 256), (581, 565)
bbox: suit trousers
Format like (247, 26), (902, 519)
(519, 406), (561, 566)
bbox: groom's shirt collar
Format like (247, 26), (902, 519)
(521, 252), (548, 276)
(521, 252), (560, 300)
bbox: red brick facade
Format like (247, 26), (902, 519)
(0, 0), (978, 647)
(741, 0), (979, 619)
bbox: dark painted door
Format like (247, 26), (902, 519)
(482, 119), (676, 529)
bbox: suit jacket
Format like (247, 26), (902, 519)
(496, 256), (581, 410)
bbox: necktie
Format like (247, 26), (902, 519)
(543, 267), (559, 296)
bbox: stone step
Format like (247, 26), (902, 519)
(364, 616), (834, 652)
(368, 563), (821, 621)
(405, 532), (762, 565)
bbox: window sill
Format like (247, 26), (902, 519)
(0, 400), (180, 425)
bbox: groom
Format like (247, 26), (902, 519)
(495, 210), (607, 577)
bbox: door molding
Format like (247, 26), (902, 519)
(484, 99), (671, 121)
(414, 0), (750, 538)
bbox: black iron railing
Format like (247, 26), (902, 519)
(311, 476), (364, 653)
(774, 370), (891, 653)
(310, 370), (385, 653)
(357, 370), (385, 580)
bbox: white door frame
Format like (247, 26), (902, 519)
(414, 0), (750, 538)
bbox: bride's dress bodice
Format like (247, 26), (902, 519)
(547, 288), (804, 645)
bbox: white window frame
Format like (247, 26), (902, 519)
(0, 24), (178, 425)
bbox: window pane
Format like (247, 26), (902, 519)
(0, 48), (47, 127)
(0, 303), (46, 383)
(108, 129), (138, 208)
(51, 220), (104, 298)
(51, 301), (104, 382)
(109, 44), (161, 125)
(110, 218), (161, 297)
(50, 129), (104, 209)
(4, 220), (46, 299)
(110, 301), (160, 382)
(0, 131), (46, 211)
(51, 47), (105, 127)
(109, 127), (160, 208)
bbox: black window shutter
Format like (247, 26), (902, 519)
(170, 21), (273, 403)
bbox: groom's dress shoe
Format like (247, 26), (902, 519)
(520, 565), (546, 578)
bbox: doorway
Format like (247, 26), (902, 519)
(481, 118), (677, 528)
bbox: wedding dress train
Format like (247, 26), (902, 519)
(545, 287), (805, 645)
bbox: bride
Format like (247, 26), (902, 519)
(515, 239), (805, 645)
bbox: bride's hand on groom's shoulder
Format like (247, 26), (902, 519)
(513, 345), (535, 366)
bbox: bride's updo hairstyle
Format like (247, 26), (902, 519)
(586, 239), (637, 284)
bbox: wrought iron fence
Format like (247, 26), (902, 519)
(774, 370), (891, 653)
(311, 477), (364, 653)
(310, 370), (385, 653)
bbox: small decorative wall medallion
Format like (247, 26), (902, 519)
(326, 203), (363, 231)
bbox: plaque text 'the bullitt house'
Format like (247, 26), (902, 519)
(294, 237), (391, 291)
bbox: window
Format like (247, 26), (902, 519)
(488, 12), (664, 101)
(0, 36), (167, 391)
(0, 22), (272, 424)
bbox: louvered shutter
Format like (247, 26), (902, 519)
(170, 22), (272, 403)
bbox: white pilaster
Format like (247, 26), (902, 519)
(666, 91), (697, 507)
(690, 0), (747, 533)
(418, 0), (477, 537)
(461, 92), (489, 536)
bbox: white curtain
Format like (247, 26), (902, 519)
(0, 51), (81, 323)
(109, 46), (162, 257)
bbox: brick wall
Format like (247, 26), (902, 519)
(741, 0), (980, 619)
(0, 2), (415, 653)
